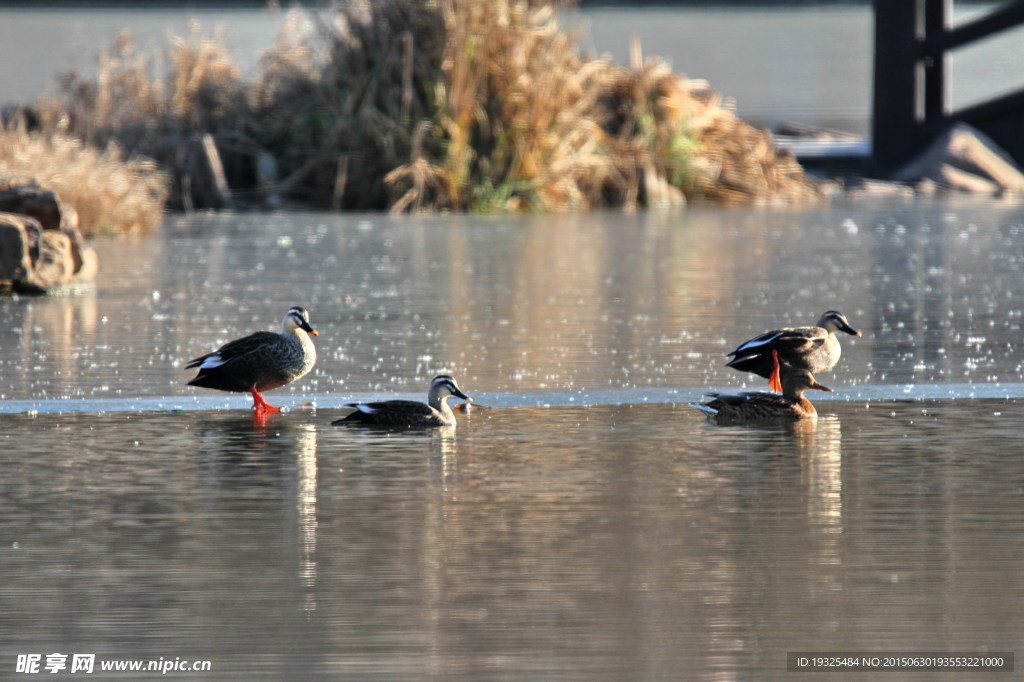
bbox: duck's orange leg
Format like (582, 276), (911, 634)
(250, 386), (281, 413)
(768, 349), (782, 392)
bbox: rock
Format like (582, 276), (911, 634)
(0, 180), (65, 231)
(59, 204), (85, 274)
(892, 123), (1024, 195)
(0, 179), (94, 292)
(72, 246), (99, 285)
(18, 230), (75, 294)
(0, 182), (97, 294)
(930, 165), (1000, 194)
(0, 212), (39, 284)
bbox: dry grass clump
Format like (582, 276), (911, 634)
(601, 56), (823, 206)
(47, 28), (245, 139)
(384, 0), (819, 211)
(388, 0), (617, 212)
(24, 0), (819, 215)
(0, 126), (168, 234)
(249, 3), (447, 208)
(682, 86), (822, 205)
(37, 26), (249, 210)
(596, 51), (700, 209)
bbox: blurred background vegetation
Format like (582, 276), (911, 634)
(0, 0), (821, 233)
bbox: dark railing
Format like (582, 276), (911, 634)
(872, 0), (1024, 174)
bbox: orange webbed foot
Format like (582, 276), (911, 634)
(768, 350), (782, 392)
(250, 387), (281, 413)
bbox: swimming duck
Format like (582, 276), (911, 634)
(186, 306), (318, 412)
(692, 357), (832, 421)
(726, 310), (860, 391)
(332, 375), (472, 428)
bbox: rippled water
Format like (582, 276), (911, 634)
(3, 203), (1024, 679)
(5, 205), (1024, 408)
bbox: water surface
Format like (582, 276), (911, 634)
(5, 205), (1024, 407)
(2, 399), (1023, 680)
(3, 203), (1024, 679)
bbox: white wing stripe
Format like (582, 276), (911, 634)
(734, 332), (783, 352)
(199, 354), (227, 369)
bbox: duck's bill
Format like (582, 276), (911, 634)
(811, 382), (833, 392)
(454, 390), (472, 402)
(842, 323), (861, 336)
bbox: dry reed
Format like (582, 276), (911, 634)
(22, 0), (819, 217)
(0, 127), (168, 234)
(37, 26), (249, 210)
(386, 0), (615, 212)
(384, 0), (820, 211)
(249, 2), (447, 208)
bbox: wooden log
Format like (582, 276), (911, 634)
(201, 134), (234, 210)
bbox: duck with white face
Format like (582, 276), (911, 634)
(332, 375), (473, 428)
(186, 306), (318, 412)
(726, 310), (860, 391)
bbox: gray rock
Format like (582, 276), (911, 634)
(0, 212), (39, 284)
(892, 122), (1024, 195)
(0, 180), (65, 231)
(17, 230), (75, 294)
(0, 181), (97, 294)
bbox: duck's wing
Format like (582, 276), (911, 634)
(727, 329), (786, 359)
(346, 400), (435, 414)
(771, 327), (827, 353)
(704, 391), (802, 421)
(726, 329), (788, 376)
(726, 326), (825, 374)
(705, 390), (780, 407)
(728, 326), (824, 358)
(186, 331), (281, 369)
(333, 400), (442, 426)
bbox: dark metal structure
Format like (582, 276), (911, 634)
(873, 0), (1024, 174)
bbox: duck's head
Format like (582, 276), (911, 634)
(780, 364), (833, 396)
(283, 306), (318, 336)
(818, 310), (860, 337)
(430, 374), (472, 402)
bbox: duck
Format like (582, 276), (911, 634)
(186, 306), (318, 413)
(692, 354), (832, 421)
(332, 375), (472, 428)
(726, 310), (860, 391)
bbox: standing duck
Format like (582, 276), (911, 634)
(332, 375), (472, 428)
(726, 310), (860, 391)
(692, 355), (832, 421)
(186, 306), (318, 412)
